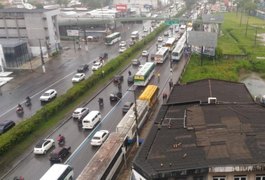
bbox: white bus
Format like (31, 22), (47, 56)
(164, 37), (176, 52)
(105, 32), (121, 45)
(40, 164), (74, 180)
(171, 31), (186, 61)
(154, 47), (169, 64)
(131, 31), (139, 41)
(134, 62), (155, 86)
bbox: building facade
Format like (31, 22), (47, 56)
(0, 8), (60, 58)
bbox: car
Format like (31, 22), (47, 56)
(91, 61), (103, 71)
(99, 53), (108, 60)
(49, 146), (71, 164)
(132, 59), (140, 66)
(0, 120), (15, 135)
(157, 36), (163, 42)
(34, 139), (55, 155)
(164, 31), (169, 36)
(143, 27), (148, 32)
(110, 92), (122, 101)
(72, 107), (89, 120)
(40, 89), (57, 102)
(122, 101), (133, 113)
(72, 73), (85, 83)
(113, 75), (124, 83)
(142, 50), (149, 57)
(127, 75), (134, 84)
(77, 64), (89, 73)
(119, 41), (127, 47)
(151, 54), (156, 61)
(119, 46), (127, 53)
(90, 130), (109, 146)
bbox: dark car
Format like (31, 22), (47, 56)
(49, 146), (71, 164)
(0, 120), (15, 135)
(77, 64), (89, 73)
(127, 75), (134, 84)
(122, 102), (134, 113)
(113, 75), (124, 83)
(110, 92), (122, 101)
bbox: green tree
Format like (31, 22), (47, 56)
(56, 0), (70, 7)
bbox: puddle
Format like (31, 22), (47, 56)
(240, 72), (265, 97)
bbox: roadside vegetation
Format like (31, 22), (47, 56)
(181, 12), (265, 83)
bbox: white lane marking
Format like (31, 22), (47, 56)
(65, 90), (130, 164)
(0, 59), (99, 118)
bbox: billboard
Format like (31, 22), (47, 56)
(66, 30), (79, 37)
(116, 4), (127, 12)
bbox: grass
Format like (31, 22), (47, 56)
(218, 12), (265, 56)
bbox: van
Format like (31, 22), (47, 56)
(40, 164), (74, 180)
(82, 111), (101, 129)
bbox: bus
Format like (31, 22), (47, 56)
(138, 85), (159, 107)
(131, 31), (139, 41)
(164, 37), (176, 52)
(76, 133), (124, 180)
(134, 62), (155, 86)
(105, 32), (121, 45)
(154, 47), (169, 64)
(171, 31), (186, 61)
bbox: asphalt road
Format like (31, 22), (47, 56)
(1, 8), (181, 180)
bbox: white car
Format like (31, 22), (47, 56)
(72, 73), (85, 83)
(142, 50), (149, 57)
(40, 89), (57, 102)
(72, 107), (89, 120)
(143, 27), (148, 32)
(91, 130), (109, 146)
(119, 47), (127, 53)
(119, 41), (126, 47)
(157, 36), (163, 42)
(91, 62), (103, 71)
(33, 139), (55, 154)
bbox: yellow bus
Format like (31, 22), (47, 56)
(138, 84), (159, 107)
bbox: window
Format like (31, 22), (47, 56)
(256, 175), (265, 180)
(234, 175), (247, 180)
(213, 176), (226, 180)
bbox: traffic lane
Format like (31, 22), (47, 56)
(3, 68), (135, 179)
(67, 92), (135, 177)
(3, 22), (159, 178)
(0, 23), (145, 120)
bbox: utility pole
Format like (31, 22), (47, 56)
(133, 88), (140, 147)
(39, 39), (46, 73)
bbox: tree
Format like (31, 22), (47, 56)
(244, 0), (257, 36)
(56, 0), (70, 7)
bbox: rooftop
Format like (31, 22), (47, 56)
(0, 8), (50, 13)
(133, 79), (265, 179)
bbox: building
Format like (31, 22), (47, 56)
(132, 79), (265, 180)
(113, 0), (160, 11)
(0, 8), (60, 68)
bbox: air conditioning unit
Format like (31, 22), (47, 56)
(208, 97), (217, 104)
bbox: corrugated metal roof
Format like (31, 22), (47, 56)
(133, 79), (265, 178)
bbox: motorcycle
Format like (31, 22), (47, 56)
(98, 98), (104, 108)
(57, 135), (65, 146)
(25, 98), (31, 107)
(16, 105), (24, 115)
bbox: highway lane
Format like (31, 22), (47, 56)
(3, 27), (179, 179)
(1, 8), (181, 179)
(0, 22), (150, 124)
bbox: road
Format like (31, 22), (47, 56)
(1, 8), (182, 179)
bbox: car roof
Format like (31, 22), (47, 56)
(0, 120), (14, 125)
(124, 101), (133, 106)
(94, 130), (108, 137)
(45, 89), (55, 93)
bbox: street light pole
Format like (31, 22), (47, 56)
(38, 39), (46, 73)
(129, 86), (140, 147)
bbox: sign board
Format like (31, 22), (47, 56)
(66, 30), (79, 37)
(116, 4), (127, 12)
(164, 19), (179, 25)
